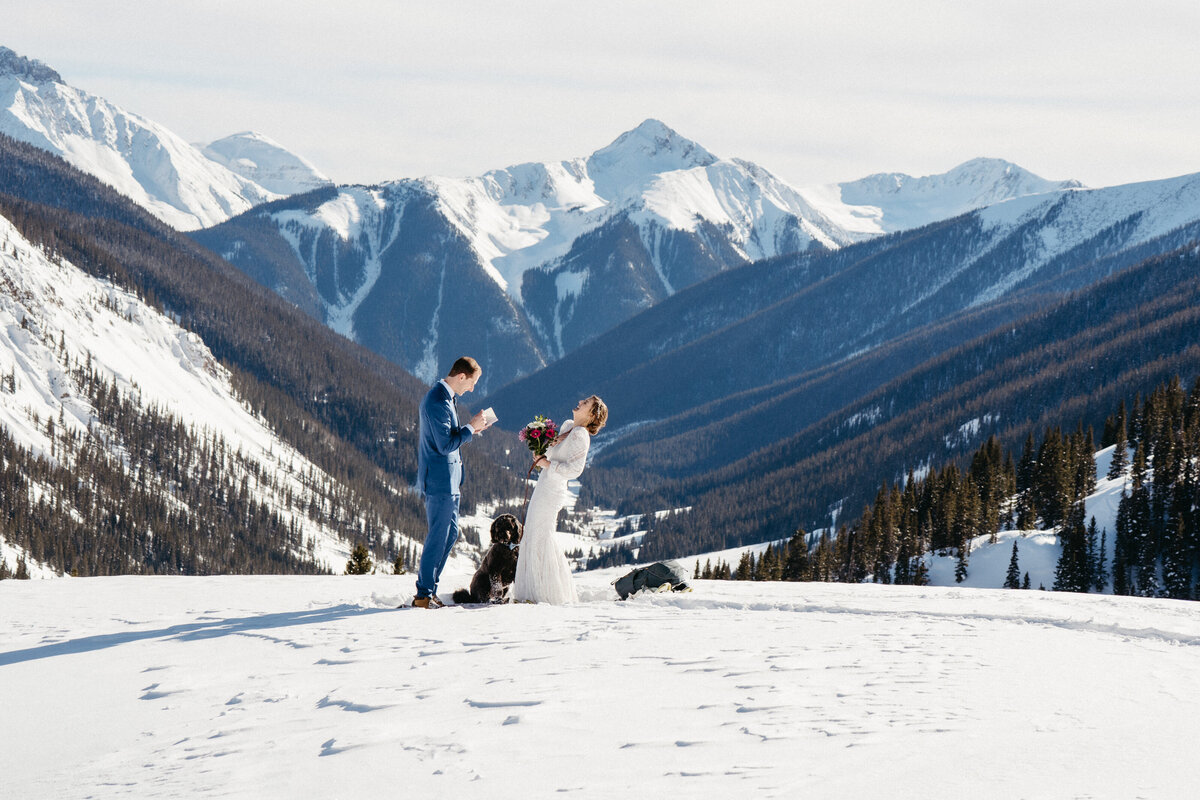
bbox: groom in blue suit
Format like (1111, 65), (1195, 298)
(413, 356), (493, 608)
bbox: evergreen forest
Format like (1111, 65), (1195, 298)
(707, 377), (1200, 601)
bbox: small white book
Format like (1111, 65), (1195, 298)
(481, 407), (498, 425)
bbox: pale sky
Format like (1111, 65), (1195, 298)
(7, 1), (1199, 190)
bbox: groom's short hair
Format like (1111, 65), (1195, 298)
(447, 356), (481, 378)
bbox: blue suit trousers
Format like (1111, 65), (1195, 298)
(417, 493), (459, 598)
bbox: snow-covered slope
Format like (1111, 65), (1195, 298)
(970, 170), (1200, 303)
(922, 444), (1125, 590)
(269, 183), (407, 339)
(4, 575), (1198, 798)
(0, 211), (396, 571)
(0, 46), (289, 230)
(201, 131), (332, 197)
(817, 168), (1200, 320)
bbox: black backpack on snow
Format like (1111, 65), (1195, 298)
(613, 560), (691, 599)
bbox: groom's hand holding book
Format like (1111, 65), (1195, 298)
(470, 407), (497, 432)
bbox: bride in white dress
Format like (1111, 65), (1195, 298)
(512, 395), (608, 604)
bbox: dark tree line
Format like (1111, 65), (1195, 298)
(708, 376), (1200, 601)
(1110, 377), (1200, 598)
(692, 529), (868, 584)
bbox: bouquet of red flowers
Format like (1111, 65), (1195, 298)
(518, 415), (558, 462)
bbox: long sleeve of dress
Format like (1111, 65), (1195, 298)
(546, 422), (589, 481)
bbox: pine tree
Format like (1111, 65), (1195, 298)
(1004, 540), (1021, 589)
(954, 547), (968, 583)
(1016, 432), (1039, 529)
(783, 530), (810, 581)
(1129, 441), (1157, 596)
(758, 543), (781, 581)
(1074, 426), (1097, 501)
(1107, 400), (1129, 480)
(1113, 490), (1132, 595)
(1053, 503), (1090, 593)
(345, 543), (373, 575)
(1161, 517), (1191, 599)
(735, 551), (754, 581)
(1095, 528), (1109, 592)
(912, 558), (930, 586)
(893, 529), (913, 585)
(971, 436), (1006, 538)
(393, 552), (406, 575)
(1034, 428), (1072, 529)
(813, 531), (835, 582)
(1022, 572), (1031, 590)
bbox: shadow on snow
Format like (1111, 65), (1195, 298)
(0, 604), (394, 666)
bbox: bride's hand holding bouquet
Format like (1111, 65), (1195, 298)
(518, 415), (557, 470)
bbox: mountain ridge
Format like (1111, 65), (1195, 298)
(0, 45), (61, 84)
(836, 156), (1084, 234)
(0, 45), (326, 231)
(195, 117), (1079, 391)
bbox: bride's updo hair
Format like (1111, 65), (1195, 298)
(583, 395), (608, 435)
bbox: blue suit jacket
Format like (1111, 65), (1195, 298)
(417, 381), (473, 496)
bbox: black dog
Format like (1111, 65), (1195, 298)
(452, 514), (522, 604)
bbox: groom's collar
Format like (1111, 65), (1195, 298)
(438, 378), (455, 398)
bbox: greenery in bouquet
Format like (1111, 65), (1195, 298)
(518, 415), (558, 461)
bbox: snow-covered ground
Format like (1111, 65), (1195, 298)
(3, 573), (1199, 798)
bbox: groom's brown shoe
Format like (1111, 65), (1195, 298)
(411, 596), (434, 609)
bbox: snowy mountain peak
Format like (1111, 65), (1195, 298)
(0, 46), (341, 230)
(201, 131), (333, 197)
(944, 157), (1084, 191)
(586, 119), (718, 200)
(0, 46), (61, 85)
(0, 47), (283, 230)
(833, 158), (1083, 233)
(602, 118), (715, 160)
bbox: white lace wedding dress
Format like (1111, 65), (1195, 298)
(512, 420), (588, 604)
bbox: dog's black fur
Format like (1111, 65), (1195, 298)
(451, 514), (522, 604)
